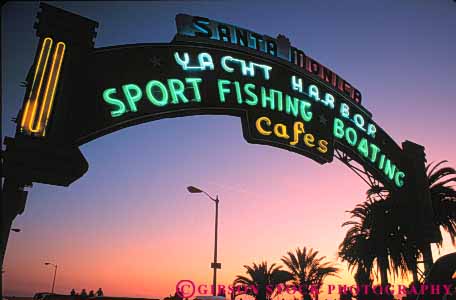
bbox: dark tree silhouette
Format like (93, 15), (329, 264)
(281, 247), (339, 300)
(338, 195), (418, 285)
(234, 261), (293, 300)
(425, 160), (456, 245)
(339, 160), (456, 285)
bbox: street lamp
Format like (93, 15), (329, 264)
(187, 185), (221, 296)
(44, 262), (58, 294)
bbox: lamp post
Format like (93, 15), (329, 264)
(44, 262), (58, 294)
(187, 186), (220, 296)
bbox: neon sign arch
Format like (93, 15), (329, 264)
(2, 4), (442, 275)
(5, 5), (411, 192)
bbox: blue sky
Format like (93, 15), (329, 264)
(2, 0), (455, 296)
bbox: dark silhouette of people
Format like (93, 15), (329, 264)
(70, 289), (76, 296)
(96, 288), (104, 297)
(89, 290), (95, 297)
(81, 289), (88, 299)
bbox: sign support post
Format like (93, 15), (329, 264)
(401, 141), (442, 279)
(1, 5), (97, 296)
(1, 179), (29, 297)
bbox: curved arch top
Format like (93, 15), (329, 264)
(43, 41), (405, 189)
(16, 5), (409, 190)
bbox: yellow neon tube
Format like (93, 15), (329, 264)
(20, 37), (53, 130)
(30, 41), (66, 135)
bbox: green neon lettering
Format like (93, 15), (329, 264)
(243, 62), (271, 80)
(384, 159), (396, 180)
(145, 80), (168, 106)
(103, 88), (126, 117)
(340, 103), (350, 118)
(345, 127), (357, 146)
(174, 52), (190, 70)
(299, 100), (312, 122)
(261, 87), (277, 111)
(333, 118), (345, 139)
(285, 96), (299, 117)
(367, 124), (377, 138)
(244, 83), (258, 106)
(198, 52), (214, 70)
(221, 56), (271, 80)
(395, 171), (405, 188)
(174, 52), (214, 71)
(353, 114), (365, 129)
(221, 56), (234, 73)
(122, 84), (142, 112)
(323, 93), (335, 109)
(168, 79), (189, 104)
(185, 78), (202, 102)
(277, 93), (284, 112)
(378, 154), (386, 170)
(357, 138), (369, 158)
(369, 143), (381, 163)
(234, 81), (243, 104)
(308, 84), (320, 101)
(218, 79), (231, 103)
(243, 61), (255, 77)
(291, 76), (303, 93)
(272, 90), (287, 111)
(257, 63), (272, 80)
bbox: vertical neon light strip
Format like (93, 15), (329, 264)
(30, 41), (66, 135)
(20, 37), (53, 131)
(20, 37), (66, 137)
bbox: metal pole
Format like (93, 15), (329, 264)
(213, 196), (219, 296)
(187, 187), (221, 296)
(1, 179), (28, 299)
(51, 265), (57, 294)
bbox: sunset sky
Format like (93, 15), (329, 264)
(2, 0), (455, 297)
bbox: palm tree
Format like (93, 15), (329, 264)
(411, 160), (456, 279)
(339, 197), (389, 285)
(339, 194), (417, 285)
(234, 261), (293, 300)
(338, 208), (375, 285)
(281, 247), (339, 300)
(375, 160), (456, 280)
(425, 160), (456, 245)
(339, 160), (456, 285)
